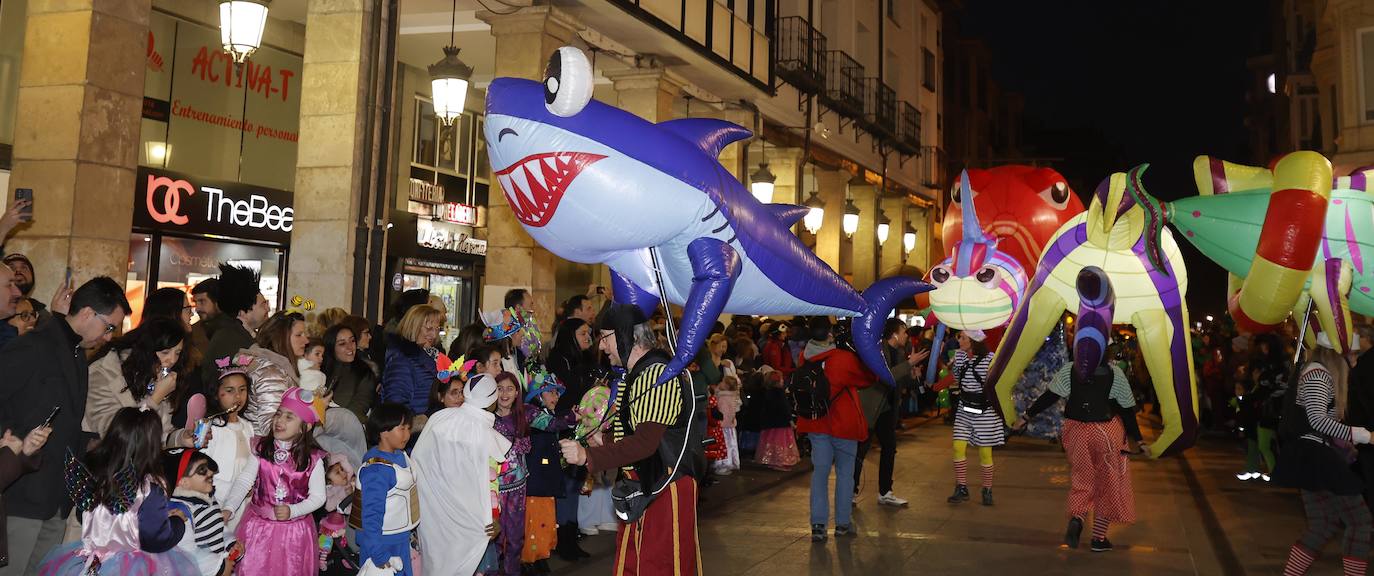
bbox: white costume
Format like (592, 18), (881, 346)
(412, 375), (510, 576)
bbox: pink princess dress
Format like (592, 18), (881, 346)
(39, 457), (197, 575)
(235, 440), (327, 576)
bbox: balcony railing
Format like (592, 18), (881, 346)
(820, 50), (864, 119)
(860, 78), (896, 137)
(895, 102), (921, 154)
(774, 16), (826, 95)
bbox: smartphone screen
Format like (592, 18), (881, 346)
(13, 189), (32, 221)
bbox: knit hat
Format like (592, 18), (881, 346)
(324, 452), (354, 512)
(280, 387), (320, 424)
(595, 303), (649, 367)
(467, 374), (498, 409)
(482, 307), (524, 341)
(963, 329), (986, 343)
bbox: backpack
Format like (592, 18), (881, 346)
(788, 359), (839, 420)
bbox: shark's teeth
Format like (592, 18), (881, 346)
(525, 161), (548, 191)
(509, 169), (534, 205)
(543, 157), (558, 172)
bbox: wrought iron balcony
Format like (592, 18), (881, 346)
(894, 102), (921, 154)
(820, 50), (864, 119)
(774, 16), (826, 95)
(860, 78), (896, 137)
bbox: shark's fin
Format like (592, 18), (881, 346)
(659, 237), (742, 384)
(765, 204), (810, 227)
(610, 267), (661, 320)
(855, 276), (935, 385)
(657, 118), (752, 159)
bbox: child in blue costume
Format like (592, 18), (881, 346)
(357, 403), (419, 575)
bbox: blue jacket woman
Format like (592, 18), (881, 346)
(381, 305), (444, 416)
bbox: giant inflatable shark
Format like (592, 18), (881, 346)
(483, 47), (932, 384)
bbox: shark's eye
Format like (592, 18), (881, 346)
(1039, 181), (1071, 210)
(544, 46), (594, 118)
(930, 266), (951, 285)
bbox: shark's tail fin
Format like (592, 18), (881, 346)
(855, 277), (936, 385)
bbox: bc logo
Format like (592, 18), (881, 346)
(146, 174), (194, 226)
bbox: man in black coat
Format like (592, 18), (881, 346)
(0, 276), (129, 574)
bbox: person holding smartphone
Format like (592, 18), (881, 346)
(83, 317), (192, 446)
(0, 277), (131, 575)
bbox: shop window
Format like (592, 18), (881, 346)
(126, 234), (153, 328)
(157, 236), (282, 313)
(411, 95), (485, 208)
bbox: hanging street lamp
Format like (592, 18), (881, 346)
(803, 190), (825, 234)
(429, 0), (473, 126)
(219, 0), (270, 63)
(903, 220), (917, 254)
(877, 211), (891, 245)
(841, 198), (860, 238)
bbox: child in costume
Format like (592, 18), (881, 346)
(413, 373), (510, 576)
(303, 338), (326, 369)
(521, 367), (576, 573)
(482, 308), (528, 381)
(235, 387), (328, 576)
(320, 453), (359, 574)
(163, 448), (236, 575)
(713, 374), (743, 475)
(481, 371), (530, 575)
(204, 354), (259, 535)
(573, 371), (618, 535)
(755, 368), (800, 471)
(356, 403), (419, 576)
(39, 408), (198, 575)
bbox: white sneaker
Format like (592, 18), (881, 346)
(1235, 472), (1258, 481)
(877, 492), (909, 507)
(579, 526), (599, 536)
(597, 522), (619, 532)
(1261, 474), (1271, 482)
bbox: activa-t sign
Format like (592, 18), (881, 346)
(135, 167), (295, 244)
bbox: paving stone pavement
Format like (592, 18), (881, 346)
(547, 414), (1334, 575)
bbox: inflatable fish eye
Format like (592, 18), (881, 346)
(544, 46), (595, 118)
(974, 266), (998, 286)
(930, 266), (952, 285)
(950, 181), (962, 205)
(1039, 181), (1071, 210)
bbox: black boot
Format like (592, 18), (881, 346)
(556, 525), (590, 561)
(1064, 517), (1082, 549)
(981, 487), (994, 506)
(946, 484), (969, 503)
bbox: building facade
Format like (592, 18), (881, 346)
(0, 0), (946, 330)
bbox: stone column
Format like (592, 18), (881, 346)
(6, 0), (149, 291)
(849, 177), (877, 289)
(814, 168), (849, 274)
(767, 147), (804, 206)
(879, 196), (908, 276)
(285, 0), (373, 310)
(479, 6), (577, 328)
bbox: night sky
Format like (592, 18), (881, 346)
(959, 0), (1269, 320)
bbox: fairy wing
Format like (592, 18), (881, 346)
(64, 449), (96, 513)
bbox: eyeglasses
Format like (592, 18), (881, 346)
(15, 312), (35, 321)
(189, 465), (213, 477)
(95, 313), (116, 334)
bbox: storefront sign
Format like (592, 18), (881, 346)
(135, 167), (294, 244)
(417, 220), (487, 256)
(440, 203), (477, 226)
(409, 179), (444, 204)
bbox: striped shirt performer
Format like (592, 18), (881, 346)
(1273, 333), (1373, 576)
(947, 330), (1002, 506)
(559, 304), (705, 576)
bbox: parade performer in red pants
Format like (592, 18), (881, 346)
(1014, 266), (1143, 552)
